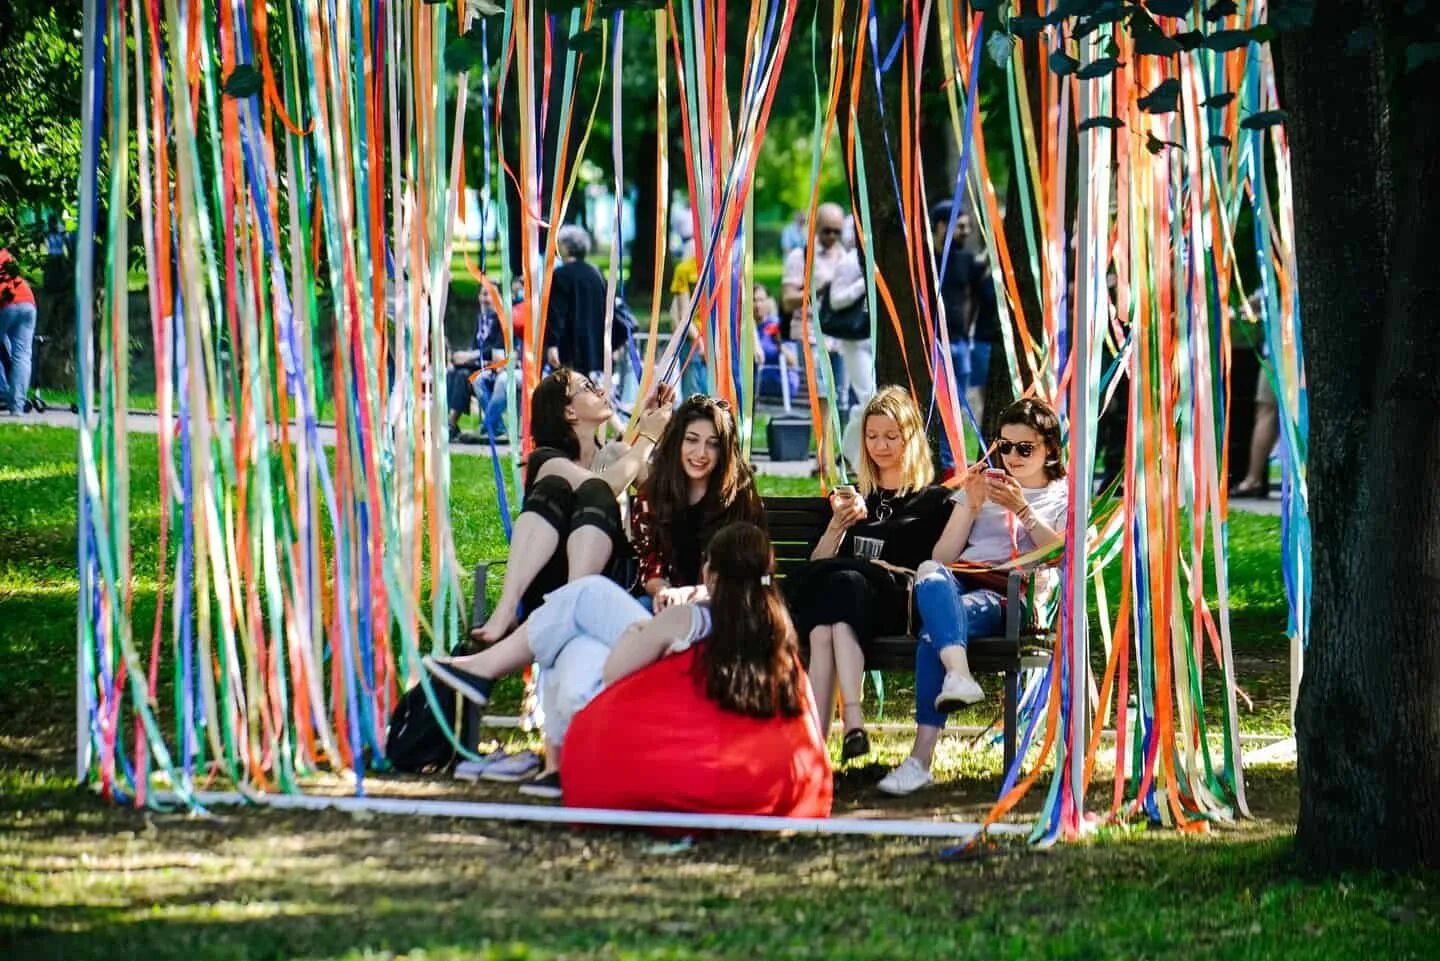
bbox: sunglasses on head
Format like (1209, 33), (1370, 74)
(996, 440), (1039, 457)
(686, 393), (732, 412)
(569, 376), (604, 398)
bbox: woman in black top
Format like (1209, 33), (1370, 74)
(471, 368), (674, 643)
(787, 387), (952, 760)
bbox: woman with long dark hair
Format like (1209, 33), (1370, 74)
(469, 368), (674, 643)
(426, 523), (831, 815)
(630, 394), (765, 609)
(877, 397), (1068, 796)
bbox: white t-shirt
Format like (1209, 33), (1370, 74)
(956, 478), (1068, 565)
(782, 244), (846, 345)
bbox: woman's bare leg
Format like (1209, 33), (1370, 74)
(831, 622), (867, 733)
(475, 513), (558, 641)
(566, 527), (614, 580)
(447, 623), (535, 679)
(475, 458), (606, 641)
(808, 625), (836, 736)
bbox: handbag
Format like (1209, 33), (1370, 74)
(817, 284), (869, 340)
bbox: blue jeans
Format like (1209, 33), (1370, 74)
(913, 563), (1003, 728)
(526, 575), (652, 744)
(968, 340), (993, 390)
(474, 369), (511, 436)
(0, 302), (37, 414)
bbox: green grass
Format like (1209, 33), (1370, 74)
(3, 421), (1408, 961)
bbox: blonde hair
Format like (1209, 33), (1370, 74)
(855, 386), (933, 496)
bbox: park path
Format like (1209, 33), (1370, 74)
(13, 408), (1283, 516)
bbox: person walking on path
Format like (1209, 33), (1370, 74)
(0, 249), (37, 416)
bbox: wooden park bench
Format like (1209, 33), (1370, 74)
(466, 494), (1054, 769)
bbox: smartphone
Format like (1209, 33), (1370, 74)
(832, 483), (858, 497)
(983, 468), (1007, 482)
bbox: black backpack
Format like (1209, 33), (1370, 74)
(384, 682), (461, 774)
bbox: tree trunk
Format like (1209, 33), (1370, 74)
(983, 8), (1046, 438)
(842, 3), (931, 400)
(1284, 1), (1440, 870)
(627, 116), (661, 303)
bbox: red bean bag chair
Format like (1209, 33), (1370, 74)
(561, 648), (833, 818)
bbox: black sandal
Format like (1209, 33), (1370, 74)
(841, 728), (871, 761)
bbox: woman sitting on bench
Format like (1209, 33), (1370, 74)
(786, 387), (954, 762)
(630, 394), (765, 610)
(877, 397), (1068, 796)
(469, 368), (674, 644)
(425, 522), (831, 814)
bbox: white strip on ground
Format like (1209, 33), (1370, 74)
(159, 790), (1032, 839)
(480, 714), (1290, 745)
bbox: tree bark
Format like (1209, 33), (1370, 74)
(983, 5), (1046, 438)
(842, 3), (932, 400)
(1284, 0), (1440, 870)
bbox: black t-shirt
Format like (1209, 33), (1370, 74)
(834, 485), (954, 570)
(937, 248), (979, 342)
(671, 501), (708, 587)
(547, 260), (610, 374)
(971, 259), (999, 343)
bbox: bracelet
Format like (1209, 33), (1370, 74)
(1017, 504), (1039, 530)
(637, 431), (659, 445)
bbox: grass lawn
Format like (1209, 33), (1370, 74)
(2, 421), (1434, 960)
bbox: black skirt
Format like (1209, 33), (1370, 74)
(784, 556), (914, 651)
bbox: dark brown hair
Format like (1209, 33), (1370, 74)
(528, 368), (582, 459)
(691, 522), (803, 719)
(996, 397), (1066, 481)
(639, 396), (764, 573)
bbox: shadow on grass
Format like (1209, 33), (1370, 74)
(2, 778), (1435, 961)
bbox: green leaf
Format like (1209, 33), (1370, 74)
(1209, 135), (1232, 148)
(564, 27), (605, 57)
(1147, 0), (1193, 17)
(1240, 109), (1288, 130)
(1077, 56), (1123, 79)
(1249, 24), (1278, 43)
(986, 31), (1015, 69)
(1137, 78), (1181, 114)
(1174, 30), (1206, 49)
(1079, 116), (1127, 132)
(444, 28), (487, 73)
(1268, 0), (1316, 31)
(222, 64), (263, 99)
(1134, 30), (1181, 56)
(1202, 91), (1236, 108)
(1008, 16), (1047, 38)
(1146, 132), (1181, 154)
(1204, 0), (1238, 21)
(1405, 42), (1440, 73)
(1106, 37), (1121, 57)
(1049, 50), (1081, 76)
(1203, 29), (1253, 51)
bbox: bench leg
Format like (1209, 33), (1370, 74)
(1003, 669), (1019, 772)
(461, 701), (482, 753)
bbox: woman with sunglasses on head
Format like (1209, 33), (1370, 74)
(630, 395), (766, 611)
(877, 397), (1068, 796)
(426, 522), (832, 813)
(786, 387), (955, 761)
(469, 368), (675, 644)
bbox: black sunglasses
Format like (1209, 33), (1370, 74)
(996, 440), (1039, 457)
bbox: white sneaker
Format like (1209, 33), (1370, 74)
(877, 757), (934, 796)
(934, 671), (985, 713)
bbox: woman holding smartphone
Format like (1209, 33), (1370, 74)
(877, 397), (1068, 796)
(786, 387), (954, 761)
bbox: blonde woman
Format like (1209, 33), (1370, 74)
(786, 387), (954, 760)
